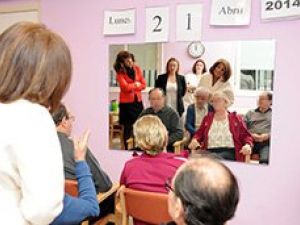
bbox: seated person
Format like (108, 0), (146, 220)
(52, 104), (114, 219)
(167, 155), (239, 225)
(185, 87), (211, 138)
(51, 131), (100, 225)
(138, 88), (184, 152)
(120, 115), (187, 193)
(188, 91), (253, 162)
(245, 91), (272, 164)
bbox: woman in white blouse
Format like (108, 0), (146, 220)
(188, 92), (253, 162)
(199, 59), (234, 106)
(0, 22), (72, 224)
(183, 59), (207, 110)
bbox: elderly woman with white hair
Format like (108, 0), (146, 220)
(120, 115), (187, 193)
(185, 87), (212, 138)
(188, 91), (253, 162)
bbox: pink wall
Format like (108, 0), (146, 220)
(1, 0), (296, 224)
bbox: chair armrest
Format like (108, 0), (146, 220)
(97, 182), (120, 202)
(173, 137), (189, 155)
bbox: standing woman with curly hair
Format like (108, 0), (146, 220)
(199, 58), (234, 106)
(114, 51), (146, 149)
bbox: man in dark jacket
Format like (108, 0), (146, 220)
(139, 88), (184, 152)
(52, 103), (114, 219)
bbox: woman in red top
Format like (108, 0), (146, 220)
(114, 51), (146, 149)
(188, 91), (253, 162)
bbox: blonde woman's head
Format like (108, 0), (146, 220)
(133, 115), (168, 155)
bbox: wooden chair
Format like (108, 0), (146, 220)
(118, 185), (172, 225)
(127, 137), (187, 155)
(65, 180), (120, 225)
(109, 112), (124, 149)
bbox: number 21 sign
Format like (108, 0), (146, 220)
(145, 7), (169, 42)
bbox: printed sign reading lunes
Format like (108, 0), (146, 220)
(103, 9), (135, 35)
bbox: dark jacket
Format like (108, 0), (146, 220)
(155, 74), (186, 116)
(57, 132), (112, 193)
(139, 106), (184, 151)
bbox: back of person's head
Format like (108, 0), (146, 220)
(133, 115), (168, 155)
(52, 103), (68, 126)
(0, 22), (72, 112)
(170, 155), (239, 225)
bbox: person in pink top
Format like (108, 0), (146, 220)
(120, 115), (187, 194)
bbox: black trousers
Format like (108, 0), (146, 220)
(208, 147), (235, 161)
(119, 99), (143, 149)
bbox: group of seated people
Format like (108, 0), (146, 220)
(130, 85), (272, 164)
(54, 107), (240, 225)
(186, 89), (272, 164)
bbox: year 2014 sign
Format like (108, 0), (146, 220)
(262, 0), (300, 20)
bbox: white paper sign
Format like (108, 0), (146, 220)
(103, 9), (135, 35)
(176, 4), (203, 41)
(210, 0), (251, 25)
(145, 7), (169, 42)
(262, 0), (300, 20)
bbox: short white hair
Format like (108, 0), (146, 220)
(194, 86), (211, 98)
(212, 91), (230, 108)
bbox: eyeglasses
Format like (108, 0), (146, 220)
(165, 178), (174, 193)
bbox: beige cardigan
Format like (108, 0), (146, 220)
(198, 73), (234, 106)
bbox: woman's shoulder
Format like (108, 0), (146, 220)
(159, 152), (188, 161)
(177, 74), (185, 80)
(201, 72), (212, 79)
(157, 73), (167, 78)
(1, 99), (49, 119)
(228, 111), (243, 121)
(133, 65), (142, 73)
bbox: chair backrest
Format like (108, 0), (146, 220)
(120, 186), (172, 225)
(65, 179), (79, 197)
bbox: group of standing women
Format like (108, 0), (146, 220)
(113, 50), (235, 150)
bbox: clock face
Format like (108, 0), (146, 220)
(188, 41), (205, 58)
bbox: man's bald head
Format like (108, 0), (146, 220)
(172, 156), (239, 225)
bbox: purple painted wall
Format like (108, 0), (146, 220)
(1, 0), (299, 224)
